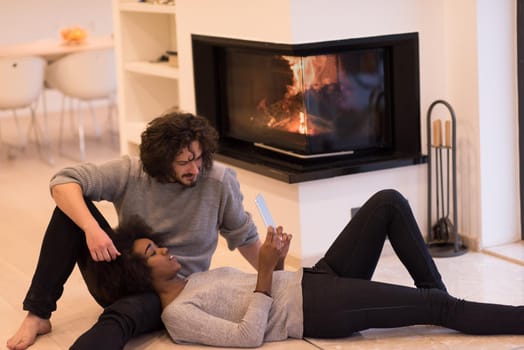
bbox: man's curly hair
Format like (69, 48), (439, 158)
(85, 216), (160, 305)
(139, 110), (219, 183)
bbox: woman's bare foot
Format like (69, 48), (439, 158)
(6, 313), (52, 350)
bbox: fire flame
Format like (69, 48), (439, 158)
(255, 54), (340, 135)
(298, 111), (307, 134)
(285, 55), (339, 92)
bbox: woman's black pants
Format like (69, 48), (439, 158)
(22, 200), (163, 350)
(302, 189), (524, 337)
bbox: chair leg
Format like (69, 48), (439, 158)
(27, 96), (54, 165)
(13, 110), (27, 150)
(60, 96), (86, 162)
(0, 119), (13, 160)
(40, 89), (52, 146)
(88, 102), (101, 139)
(105, 95), (119, 149)
(106, 95), (116, 131)
(58, 96), (66, 154)
(28, 104), (54, 166)
(78, 102), (86, 161)
(0, 126), (15, 160)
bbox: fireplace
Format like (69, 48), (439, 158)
(192, 33), (425, 183)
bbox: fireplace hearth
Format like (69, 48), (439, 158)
(192, 33), (426, 183)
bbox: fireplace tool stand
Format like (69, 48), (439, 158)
(426, 100), (467, 257)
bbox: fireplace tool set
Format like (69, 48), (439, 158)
(426, 100), (467, 257)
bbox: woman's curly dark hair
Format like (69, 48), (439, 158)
(139, 109), (219, 183)
(85, 216), (161, 306)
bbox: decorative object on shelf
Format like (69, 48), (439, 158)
(60, 27), (88, 45)
(426, 100), (467, 257)
(166, 50), (178, 67)
(150, 51), (177, 67)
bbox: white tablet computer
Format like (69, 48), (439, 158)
(254, 193), (276, 228)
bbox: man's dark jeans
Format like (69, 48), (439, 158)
(23, 199), (163, 350)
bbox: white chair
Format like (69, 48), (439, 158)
(0, 55), (52, 162)
(45, 48), (117, 161)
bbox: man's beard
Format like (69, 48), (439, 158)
(179, 173), (199, 187)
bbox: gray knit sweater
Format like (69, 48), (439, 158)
(161, 267), (304, 347)
(49, 156), (259, 277)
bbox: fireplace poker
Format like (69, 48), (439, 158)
(438, 120), (446, 241)
(432, 120), (442, 241)
(443, 120), (454, 242)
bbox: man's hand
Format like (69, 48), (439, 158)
(51, 182), (120, 262)
(84, 225), (120, 262)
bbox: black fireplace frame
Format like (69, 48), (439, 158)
(192, 32), (426, 183)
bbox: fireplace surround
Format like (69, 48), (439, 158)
(192, 32), (425, 183)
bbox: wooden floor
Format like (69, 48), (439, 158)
(1, 109), (523, 350)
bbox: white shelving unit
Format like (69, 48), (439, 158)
(112, 0), (179, 155)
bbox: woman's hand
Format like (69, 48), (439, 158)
(258, 227), (282, 272)
(255, 226), (292, 295)
(275, 226), (292, 270)
(258, 226), (293, 271)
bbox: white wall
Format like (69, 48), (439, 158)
(177, 0), (450, 264)
(476, 0), (519, 246)
(0, 1), (113, 46)
(0, 1), (113, 115)
(444, 0), (520, 247)
(443, 0), (482, 245)
(177, 0), (521, 262)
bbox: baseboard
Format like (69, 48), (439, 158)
(459, 234), (479, 251)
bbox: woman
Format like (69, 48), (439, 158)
(104, 190), (524, 348)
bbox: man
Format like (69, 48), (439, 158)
(7, 111), (261, 350)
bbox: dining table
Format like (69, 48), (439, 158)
(0, 35), (114, 61)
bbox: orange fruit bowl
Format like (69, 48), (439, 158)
(61, 27), (88, 45)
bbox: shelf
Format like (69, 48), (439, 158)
(114, 0), (178, 154)
(118, 2), (176, 14)
(124, 61), (179, 79)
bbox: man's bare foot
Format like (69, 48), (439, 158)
(6, 313), (52, 350)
